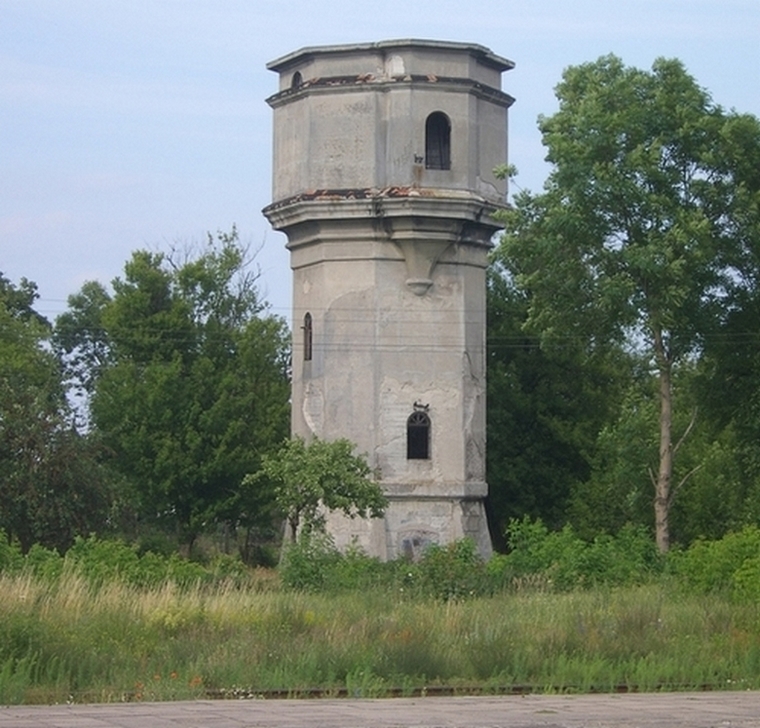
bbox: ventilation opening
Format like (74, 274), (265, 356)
(407, 410), (431, 459)
(291, 71), (302, 89)
(303, 312), (312, 361)
(425, 112), (451, 170)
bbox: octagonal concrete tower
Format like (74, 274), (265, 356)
(263, 39), (514, 560)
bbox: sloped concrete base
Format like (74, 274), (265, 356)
(325, 494), (493, 561)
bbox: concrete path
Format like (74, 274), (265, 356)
(1, 692), (759, 728)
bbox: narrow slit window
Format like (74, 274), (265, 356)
(303, 312), (313, 361)
(291, 71), (302, 89)
(425, 112), (451, 170)
(407, 411), (431, 460)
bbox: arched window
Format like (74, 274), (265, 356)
(425, 112), (451, 170)
(303, 312), (312, 361)
(407, 410), (431, 460)
(291, 71), (302, 89)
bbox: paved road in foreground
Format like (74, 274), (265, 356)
(1, 692), (760, 728)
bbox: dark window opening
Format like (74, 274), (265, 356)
(291, 71), (302, 89)
(425, 112), (451, 170)
(303, 312), (312, 361)
(407, 411), (431, 460)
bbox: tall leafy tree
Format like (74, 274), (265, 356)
(54, 280), (113, 398)
(0, 274), (110, 552)
(697, 117), (760, 525)
(495, 56), (760, 551)
(58, 231), (291, 553)
(486, 269), (628, 546)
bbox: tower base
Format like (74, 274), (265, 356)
(324, 495), (493, 561)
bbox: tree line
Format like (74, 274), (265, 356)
(487, 55), (760, 553)
(2, 55), (759, 561)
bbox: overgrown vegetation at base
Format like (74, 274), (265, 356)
(3, 524), (760, 705)
(278, 520), (760, 602)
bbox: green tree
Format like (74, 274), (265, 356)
(495, 56), (760, 552)
(697, 272), (760, 532)
(0, 274), (110, 552)
(254, 437), (387, 542)
(568, 356), (760, 547)
(59, 230), (291, 554)
(486, 269), (628, 546)
(53, 280), (112, 398)
(697, 122), (760, 521)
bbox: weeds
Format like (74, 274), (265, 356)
(1, 524), (760, 704)
(2, 573), (760, 704)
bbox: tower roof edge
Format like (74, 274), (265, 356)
(266, 39), (514, 74)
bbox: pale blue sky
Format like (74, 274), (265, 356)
(2, 0), (758, 323)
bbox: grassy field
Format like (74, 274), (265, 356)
(2, 569), (760, 705)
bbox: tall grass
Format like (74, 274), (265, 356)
(2, 571), (760, 705)
(3, 524), (760, 705)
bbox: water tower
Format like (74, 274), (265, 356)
(263, 39), (514, 560)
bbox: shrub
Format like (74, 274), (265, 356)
(279, 535), (492, 599)
(276, 524), (664, 598)
(64, 536), (143, 585)
(0, 533), (24, 574)
(0, 533), (257, 590)
(492, 517), (662, 590)
(24, 543), (63, 581)
(328, 541), (391, 592)
(415, 539), (489, 600)
(732, 555), (760, 603)
(278, 531), (342, 591)
(577, 525), (661, 587)
(62, 536), (220, 588)
(670, 525), (760, 600)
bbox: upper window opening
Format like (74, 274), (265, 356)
(425, 112), (451, 170)
(303, 312), (313, 361)
(407, 410), (431, 460)
(291, 71), (302, 89)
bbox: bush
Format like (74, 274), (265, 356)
(0, 533), (258, 590)
(24, 543), (63, 581)
(490, 517), (662, 590)
(414, 539), (490, 600)
(670, 525), (760, 600)
(62, 535), (235, 588)
(276, 525), (666, 598)
(732, 555), (760, 603)
(278, 531), (343, 591)
(577, 525), (661, 586)
(328, 542), (391, 592)
(0, 534), (24, 574)
(279, 535), (491, 599)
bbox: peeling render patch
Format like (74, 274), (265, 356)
(302, 381), (324, 437)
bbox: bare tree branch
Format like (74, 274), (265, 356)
(673, 407), (698, 457)
(669, 463), (703, 506)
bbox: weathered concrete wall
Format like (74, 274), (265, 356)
(264, 40), (513, 560)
